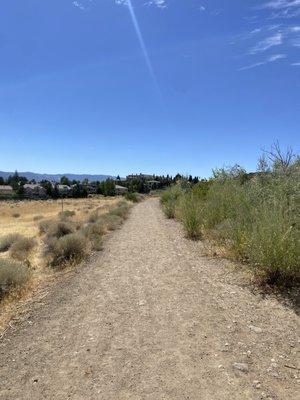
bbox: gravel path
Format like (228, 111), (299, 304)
(0, 198), (299, 399)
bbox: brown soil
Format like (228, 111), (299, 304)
(0, 199), (299, 399)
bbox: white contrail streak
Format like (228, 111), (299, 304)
(126, 0), (161, 94)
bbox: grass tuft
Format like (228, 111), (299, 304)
(0, 234), (23, 253)
(125, 192), (141, 203)
(178, 194), (202, 240)
(46, 233), (89, 267)
(9, 237), (37, 261)
(44, 221), (76, 239)
(0, 259), (29, 298)
(160, 186), (183, 219)
(58, 210), (76, 219)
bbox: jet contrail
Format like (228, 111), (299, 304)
(126, 0), (161, 95)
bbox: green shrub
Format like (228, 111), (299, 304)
(9, 237), (37, 261)
(125, 192), (140, 203)
(87, 212), (99, 223)
(100, 213), (123, 231)
(44, 220), (76, 239)
(163, 158), (300, 285)
(178, 194), (202, 240)
(58, 210), (75, 219)
(0, 259), (29, 298)
(47, 233), (89, 266)
(81, 221), (106, 251)
(246, 198), (299, 283)
(160, 186), (183, 219)
(38, 219), (53, 234)
(0, 233), (23, 252)
(89, 234), (103, 251)
(109, 201), (130, 219)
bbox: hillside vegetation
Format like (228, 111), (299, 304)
(161, 147), (300, 286)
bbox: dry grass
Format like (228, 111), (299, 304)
(0, 234), (23, 253)
(0, 197), (118, 237)
(0, 259), (30, 298)
(0, 196), (121, 309)
(46, 233), (90, 267)
(9, 237), (37, 262)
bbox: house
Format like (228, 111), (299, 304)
(115, 185), (128, 195)
(23, 184), (47, 199)
(126, 174), (154, 180)
(0, 185), (14, 195)
(86, 185), (97, 194)
(57, 185), (72, 196)
(147, 180), (160, 190)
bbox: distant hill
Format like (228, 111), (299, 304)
(0, 171), (116, 182)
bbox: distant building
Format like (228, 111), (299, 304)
(0, 185), (14, 195)
(86, 185), (97, 194)
(147, 180), (160, 190)
(115, 185), (128, 195)
(57, 185), (72, 196)
(23, 184), (47, 199)
(126, 174), (154, 180)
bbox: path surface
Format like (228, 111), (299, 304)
(0, 199), (299, 400)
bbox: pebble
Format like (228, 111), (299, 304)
(248, 325), (263, 334)
(232, 362), (249, 373)
(253, 380), (261, 389)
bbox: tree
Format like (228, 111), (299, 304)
(264, 141), (296, 175)
(40, 180), (53, 197)
(100, 179), (116, 196)
(60, 176), (70, 186)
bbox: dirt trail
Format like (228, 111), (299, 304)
(0, 199), (299, 400)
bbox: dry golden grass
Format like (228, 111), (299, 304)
(0, 196), (117, 267)
(0, 196), (121, 329)
(0, 196), (118, 237)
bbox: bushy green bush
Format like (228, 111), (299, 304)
(44, 220), (76, 239)
(161, 156), (300, 285)
(125, 192), (141, 203)
(178, 194), (202, 240)
(0, 233), (23, 252)
(0, 259), (29, 298)
(87, 212), (99, 223)
(201, 169), (299, 283)
(109, 201), (130, 219)
(47, 233), (89, 266)
(9, 237), (37, 261)
(160, 186), (183, 219)
(100, 213), (123, 231)
(38, 219), (53, 234)
(58, 210), (75, 219)
(81, 221), (106, 251)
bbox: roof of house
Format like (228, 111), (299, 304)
(0, 185), (13, 191)
(58, 185), (71, 190)
(115, 185), (128, 190)
(24, 184), (44, 189)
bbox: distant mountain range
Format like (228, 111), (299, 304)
(0, 171), (116, 182)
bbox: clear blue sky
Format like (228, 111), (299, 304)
(0, 0), (299, 177)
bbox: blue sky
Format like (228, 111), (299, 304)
(0, 0), (299, 177)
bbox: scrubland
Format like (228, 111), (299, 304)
(0, 196), (132, 328)
(161, 152), (300, 287)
